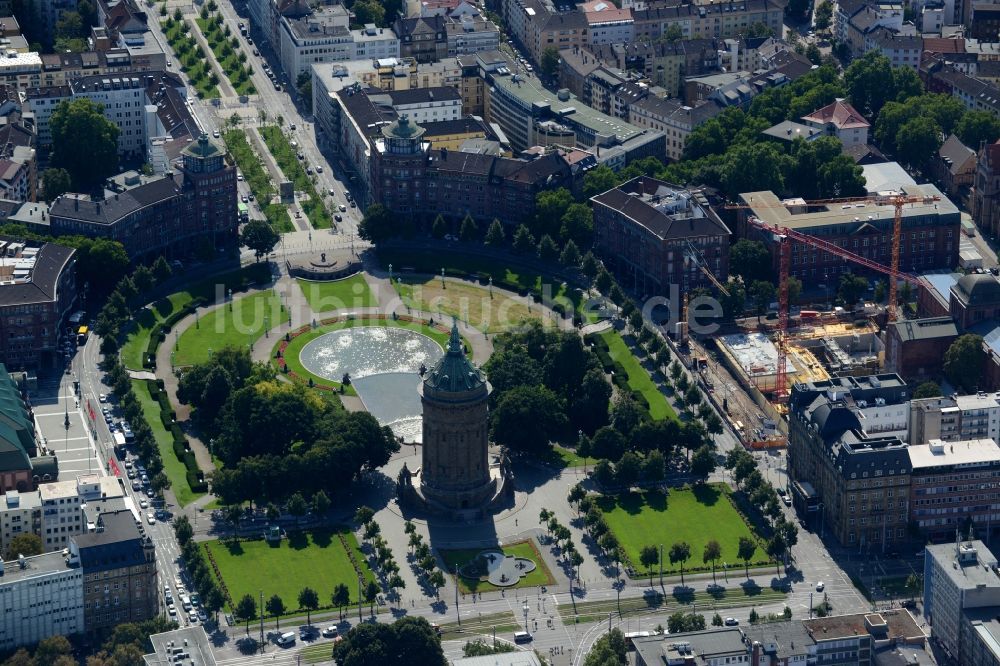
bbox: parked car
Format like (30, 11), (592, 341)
(322, 626), (338, 638)
(334, 214), (342, 222)
(724, 618), (739, 626)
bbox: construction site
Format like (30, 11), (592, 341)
(686, 191), (944, 448)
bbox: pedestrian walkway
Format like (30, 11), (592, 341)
(186, 17), (238, 99)
(126, 369), (157, 380)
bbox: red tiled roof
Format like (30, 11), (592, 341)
(801, 99), (871, 129)
(923, 37), (965, 53)
(585, 8), (633, 23)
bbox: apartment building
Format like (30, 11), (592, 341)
(632, 0), (783, 43)
(445, 14), (501, 56)
(39, 480), (84, 552)
(0, 241), (77, 371)
(72, 510), (158, 631)
(591, 176), (730, 295)
(0, 52), (43, 92)
(395, 15), (448, 63)
(933, 133), (977, 198)
(528, 11), (589, 64)
(0, 550), (84, 651)
(43, 134), (237, 260)
(800, 99), (870, 148)
(370, 114), (573, 227)
(924, 541), (1000, 662)
(909, 439), (1000, 541)
(788, 379), (913, 548)
(969, 3), (1000, 40)
(376, 86), (462, 125)
(628, 96), (724, 160)
(972, 140), (1000, 237)
(566, 39), (720, 99)
(27, 71), (196, 162)
(864, 28), (922, 70)
(835, 0), (905, 56)
(921, 60), (1000, 117)
(586, 9), (635, 45)
(38, 49), (167, 89)
(279, 5), (400, 78)
(0, 489), (40, 556)
(909, 392), (1000, 444)
(884, 316), (958, 380)
(736, 186), (960, 288)
(37, 474), (126, 552)
(484, 68), (664, 159)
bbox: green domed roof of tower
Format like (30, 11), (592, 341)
(423, 320), (484, 393)
(182, 132), (223, 159)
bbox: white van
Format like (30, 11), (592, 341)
(278, 632), (296, 646)
(513, 631), (532, 643)
(181, 595), (192, 611)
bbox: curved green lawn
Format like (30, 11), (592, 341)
(174, 289), (288, 366)
(296, 274), (377, 312)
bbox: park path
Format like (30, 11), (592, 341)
(154, 264), (284, 474)
(185, 16), (238, 99)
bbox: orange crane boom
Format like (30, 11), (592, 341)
(724, 193), (939, 398)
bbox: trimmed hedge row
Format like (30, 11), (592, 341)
(587, 333), (652, 421)
(148, 380), (208, 493)
(142, 296), (209, 369)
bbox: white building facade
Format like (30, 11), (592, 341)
(0, 552), (84, 651)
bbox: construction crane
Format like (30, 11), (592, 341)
(685, 240), (731, 297)
(676, 241), (732, 344)
(723, 192), (939, 398)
